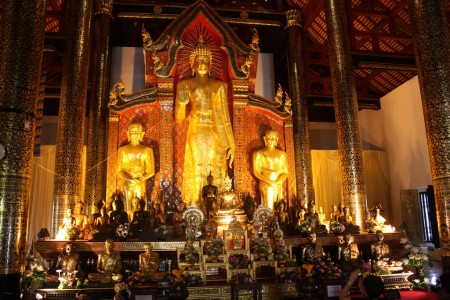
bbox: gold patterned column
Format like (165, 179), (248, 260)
(408, 0), (450, 273)
(0, 0), (47, 294)
(52, 0), (93, 237)
(84, 0), (113, 210)
(158, 78), (174, 206)
(233, 80), (249, 196)
(285, 9), (314, 206)
(324, 0), (366, 227)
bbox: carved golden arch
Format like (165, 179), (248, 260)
(107, 0), (295, 209)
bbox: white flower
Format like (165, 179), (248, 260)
(400, 238), (409, 244)
(424, 278), (430, 284)
(404, 243), (412, 249)
(423, 256), (429, 261)
(411, 247), (419, 254)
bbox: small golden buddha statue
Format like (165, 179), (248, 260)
(338, 233), (360, 269)
(301, 232), (325, 264)
(56, 242), (79, 274)
(88, 240), (123, 283)
(56, 208), (76, 240)
(116, 122), (155, 212)
(252, 130), (288, 210)
(175, 35), (235, 207)
(139, 243), (159, 281)
(371, 230), (390, 261)
(131, 198), (151, 234)
(217, 175), (244, 215)
(72, 200), (88, 230)
(202, 171), (218, 218)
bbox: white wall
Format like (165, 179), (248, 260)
(359, 76), (432, 227)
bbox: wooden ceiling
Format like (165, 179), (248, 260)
(9, 0), (450, 121)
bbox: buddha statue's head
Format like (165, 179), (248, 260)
(127, 122), (145, 144)
(189, 35), (212, 75)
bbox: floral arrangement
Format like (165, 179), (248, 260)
(273, 241), (289, 261)
(57, 270), (88, 289)
(263, 214), (279, 235)
(155, 225), (169, 240)
(228, 254), (250, 269)
(160, 272), (176, 285)
(411, 278), (429, 289)
(365, 220), (377, 233)
(400, 237), (433, 268)
(360, 259), (393, 276)
(114, 282), (131, 296)
(182, 243), (199, 264)
(83, 224), (99, 240)
(330, 221), (345, 235)
(295, 221), (312, 236)
(65, 227), (80, 240)
(182, 273), (204, 287)
(312, 258), (343, 279)
(276, 270), (301, 283)
(22, 255), (48, 291)
(126, 270), (146, 286)
(203, 238), (224, 258)
(250, 233), (271, 255)
(116, 223), (130, 239)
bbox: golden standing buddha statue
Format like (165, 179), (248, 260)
(252, 130), (288, 210)
(117, 122), (155, 212)
(175, 35), (235, 207)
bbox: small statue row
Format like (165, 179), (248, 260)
(56, 194), (174, 240)
(299, 230), (390, 272)
(54, 240), (160, 284)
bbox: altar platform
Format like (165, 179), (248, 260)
(34, 232), (407, 253)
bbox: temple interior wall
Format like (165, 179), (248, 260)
(34, 49), (432, 242)
(359, 76), (432, 228)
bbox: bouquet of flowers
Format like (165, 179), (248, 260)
(22, 255), (48, 291)
(276, 270), (301, 283)
(116, 223), (130, 239)
(83, 224), (98, 240)
(155, 225), (169, 240)
(365, 219), (377, 233)
(411, 277), (429, 289)
(182, 273), (204, 287)
(203, 238), (224, 258)
(295, 221), (312, 236)
(57, 270), (88, 289)
(362, 258), (392, 275)
(330, 221), (345, 235)
(400, 237), (433, 268)
(250, 233), (271, 255)
(183, 243), (200, 264)
(312, 258), (343, 279)
(66, 227), (80, 240)
(126, 270), (147, 286)
(114, 282), (131, 297)
(228, 254), (250, 269)
(273, 241), (289, 261)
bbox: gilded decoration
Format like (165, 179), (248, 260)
(408, 0), (450, 268)
(324, 0), (366, 225)
(95, 0), (113, 16)
(53, 0), (93, 238)
(106, 0), (294, 216)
